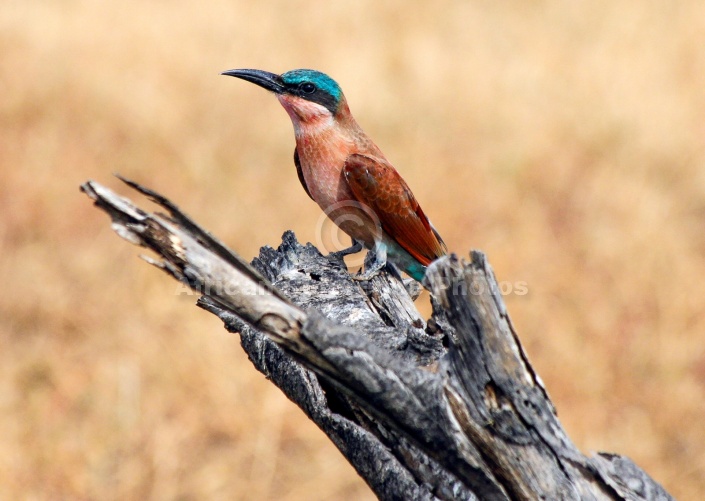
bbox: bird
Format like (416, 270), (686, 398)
(221, 68), (446, 282)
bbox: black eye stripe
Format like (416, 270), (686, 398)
(285, 81), (337, 113)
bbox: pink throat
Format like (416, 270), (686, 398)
(277, 94), (334, 136)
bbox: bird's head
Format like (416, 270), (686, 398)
(222, 68), (347, 130)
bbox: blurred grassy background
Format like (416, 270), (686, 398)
(2, 0), (705, 499)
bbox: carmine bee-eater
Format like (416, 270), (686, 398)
(222, 68), (447, 282)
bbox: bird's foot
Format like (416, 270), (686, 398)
(327, 240), (364, 262)
(351, 261), (386, 281)
(352, 245), (403, 282)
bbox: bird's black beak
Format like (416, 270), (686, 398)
(221, 69), (286, 94)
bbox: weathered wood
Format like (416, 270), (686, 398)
(81, 177), (673, 501)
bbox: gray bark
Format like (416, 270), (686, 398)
(81, 177), (672, 501)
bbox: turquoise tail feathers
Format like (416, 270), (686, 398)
(404, 262), (427, 282)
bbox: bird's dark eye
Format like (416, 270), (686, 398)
(300, 82), (316, 94)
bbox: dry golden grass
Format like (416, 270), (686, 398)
(2, 1), (705, 499)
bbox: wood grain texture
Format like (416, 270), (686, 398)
(81, 177), (672, 501)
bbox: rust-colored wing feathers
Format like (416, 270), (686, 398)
(343, 154), (446, 266)
(294, 148), (314, 201)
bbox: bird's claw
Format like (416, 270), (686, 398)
(352, 262), (404, 282)
(353, 247), (403, 282)
(327, 240), (364, 261)
(352, 268), (384, 281)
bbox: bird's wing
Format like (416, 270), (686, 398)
(294, 148), (314, 201)
(343, 153), (446, 266)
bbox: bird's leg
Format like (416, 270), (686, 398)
(352, 245), (385, 280)
(353, 242), (402, 281)
(327, 238), (364, 262)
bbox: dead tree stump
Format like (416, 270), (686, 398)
(81, 177), (672, 501)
